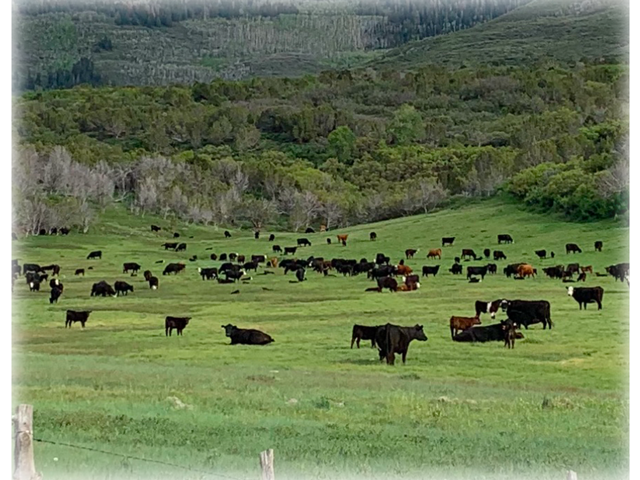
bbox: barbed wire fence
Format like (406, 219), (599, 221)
(12, 404), (273, 480)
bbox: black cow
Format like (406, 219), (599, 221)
(484, 263), (496, 274)
(38, 228), (47, 236)
(370, 232), (377, 241)
(606, 263), (629, 282)
(254, 231), (260, 240)
(50, 227), (58, 235)
(149, 276), (159, 290)
(453, 320), (517, 343)
(284, 246), (297, 255)
(87, 250), (102, 260)
(351, 325), (381, 348)
(475, 299), (503, 318)
(163, 242), (178, 250)
(595, 241), (603, 252)
(244, 262), (259, 273)
(91, 281), (116, 297)
(226, 269), (246, 282)
(198, 267), (218, 280)
(222, 324), (274, 345)
(501, 299), (552, 330)
(295, 268), (306, 282)
(252, 255), (267, 264)
(173, 232), (180, 238)
(467, 266), (488, 280)
(143, 270), (153, 281)
(114, 281), (134, 296)
(305, 227), (315, 234)
(450, 263), (463, 275)
(75, 268), (85, 276)
(369, 266), (396, 280)
(498, 234), (513, 244)
(123, 262), (141, 274)
(493, 250), (507, 261)
(224, 231), (231, 238)
(49, 278), (63, 291)
(49, 286), (63, 304)
(163, 263), (185, 275)
(219, 253), (228, 261)
(165, 317), (191, 336)
(297, 238), (312, 247)
(535, 249), (547, 259)
(59, 227), (70, 235)
(175, 243), (187, 252)
(566, 243), (582, 254)
(375, 253), (390, 265)
(454, 257), (461, 264)
(567, 286), (604, 310)
(210, 253), (218, 261)
(66, 310), (91, 328)
(442, 237), (455, 247)
(422, 265), (440, 277)
(229, 253), (238, 261)
(272, 245), (283, 253)
(151, 225), (161, 232)
(503, 263), (526, 278)
(566, 263), (580, 275)
(543, 266), (564, 279)
(483, 248), (490, 259)
(29, 279), (40, 292)
(461, 249), (478, 261)
(269, 234), (275, 242)
(377, 276), (398, 292)
(375, 324), (428, 365)
(41, 264), (61, 276)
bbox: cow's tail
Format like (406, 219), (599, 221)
(547, 303), (553, 328)
(385, 323), (393, 363)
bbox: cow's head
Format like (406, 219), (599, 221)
(412, 325), (428, 341)
(184, 317), (191, 325)
(566, 286), (574, 297)
(221, 324), (236, 336)
(499, 299), (510, 313)
(473, 316), (482, 326)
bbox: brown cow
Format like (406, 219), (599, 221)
(337, 234), (349, 246)
(516, 264), (535, 278)
(580, 266), (593, 274)
(405, 248), (419, 259)
(450, 315), (481, 339)
(427, 248), (442, 260)
(269, 257), (279, 268)
(396, 265), (413, 276)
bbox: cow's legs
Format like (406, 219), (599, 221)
(370, 339), (376, 348)
(597, 301), (602, 310)
(386, 352), (395, 365)
(401, 351), (407, 364)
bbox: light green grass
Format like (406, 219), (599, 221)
(12, 198), (629, 480)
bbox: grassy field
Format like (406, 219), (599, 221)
(12, 198), (629, 480)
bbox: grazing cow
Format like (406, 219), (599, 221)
(427, 248), (442, 260)
(87, 250), (102, 260)
(75, 268), (85, 276)
(175, 243), (187, 252)
(461, 249), (479, 261)
(474, 299), (503, 318)
(243, 262), (259, 273)
(222, 324), (274, 345)
(163, 242), (178, 250)
(377, 276), (398, 292)
(269, 234), (275, 242)
(225, 269), (246, 282)
(566, 243), (582, 254)
(450, 264), (463, 275)
(503, 263), (526, 278)
(149, 276), (159, 290)
(567, 286), (604, 310)
(375, 253), (390, 265)
(580, 266), (593, 274)
(49, 286), (63, 304)
(453, 320), (520, 343)
(498, 234), (513, 244)
(295, 268), (306, 282)
(66, 310), (91, 328)
(566, 263), (580, 275)
(337, 234), (348, 246)
(516, 264), (535, 279)
(284, 246), (297, 255)
(543, 266), (564, 279)
(297, 238), (312, 247)
(143, 270), (153, 281)
(254, 231), (260, 240)
(450, 315), (481, 339)
(535, 249), (548, 259)
(606, 263), (629, 282)
(198, 267), (218, 280)
(370, 232), (377, 241)
(114, 281), (134, 296)
(467, 266), (488, 280)
(189, 256), (198, 262)
(442, 237), (455, 247)
(123, 262), (141, 274)
(151, 225), (161, 232)
(305, 227), (315, 234)
(501, 299), (552, 330)
(272, 245), (282, 253)
(396, 265), (413, 276)
(42, 264), (61, 276)
(595, 241), (603, 252)
(493, 250), (507, 261)
(29, 280), (40, 292)
(91, 281), (116, 297)
(351, 325), (381, 348)
(165, 317), (191, 336)
(486, 263), (497, 274)
(422, 265), (440, 277)
(405, 249), (419, 259)
(375, 324), (428, 365)
(224, 231), (231, 238)
(163, 263), (186, 275)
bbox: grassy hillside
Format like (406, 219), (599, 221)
(12, 198), (629, 480)
(373, 0), (628, 70)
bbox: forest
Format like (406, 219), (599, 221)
(13, 58), (629, 235)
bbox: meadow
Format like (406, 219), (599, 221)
(12, 198), (629, 480)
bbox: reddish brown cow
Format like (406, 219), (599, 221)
(449, 315), (481, 339)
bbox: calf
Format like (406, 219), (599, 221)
(370, 232), (377, 241)
(442, 237), (455, 247)
(222, 324), (274, 345)
(198, 267), (218, 280)
(396, 265), (413, 276)
(405, 249), (418, 259)
(123, 262), (141, 274)
(59, 227), (70, 235)
(375, 324), (428, 365)
(450, 315), (481, 339)
(284, 246), (297, 255)
(493, 250), (507, 261)
(422, 265), (440, 277)
(580, 266), (593, 274)
(467, 265), (488, 280)
(594, 240), (603, 252)
(427, 248), (441, 260)
(566, 263), (580, 275)
(148, 276), (159, 290)
(567, 286), (603, 310)
(114, 281), (134, 296)
(87, 250), (102, 260)
(225, 269), (246, 282)
(173, 232), (180, 238)
(566, 243), (582, 254)
(351, 325), (381, 348)
(326, 238), (332, 245)
(165, 316), (191, 336)
(224, 231), (231, 238)
(74, 268), (85, 276)
(66, 310), (91, 328)
(297, 238), (312, 247)
(498, 234), (513, 244)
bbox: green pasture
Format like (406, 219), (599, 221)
(12, 199), (629, 480)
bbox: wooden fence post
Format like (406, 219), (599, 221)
(259, 449), (274, 480)
(567, 471), (578, 480)
(13, 404), (41, 480)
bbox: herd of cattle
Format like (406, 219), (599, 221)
(13, 226), (629, 364)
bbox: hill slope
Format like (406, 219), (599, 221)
(13, 198), (629, 480)
(372, 0), (628, 70)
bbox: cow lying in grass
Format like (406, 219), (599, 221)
(221, 324), (274, 345)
